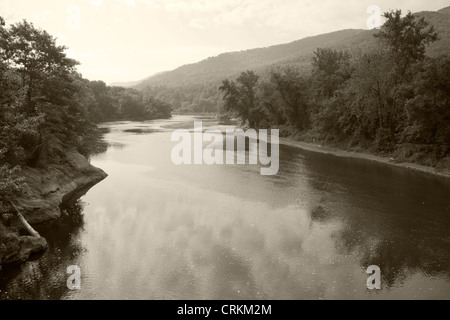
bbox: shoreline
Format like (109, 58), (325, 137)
(159, 115), (450, 179)
(279, 137), (450, 180)
(0, 149), (107, 270)
(163, 114), (450, 180)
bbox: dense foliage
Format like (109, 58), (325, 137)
(219, 10), (450, 167)
(76, 79), (172, 123)
(140, 83), (219, 114)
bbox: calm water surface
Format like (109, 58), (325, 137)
(1, 115), (450, 300)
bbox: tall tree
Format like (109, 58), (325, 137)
(270, 68), (310, 131)
(311, 48), (352, 100)
(402, 57), (450, 156)
(220, 70), (261, 127)
(374, 10), (439, 79)
(1, 20), (78, 114)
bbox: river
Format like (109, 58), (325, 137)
(1, 115), (450, 300)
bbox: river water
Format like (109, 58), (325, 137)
(1, 115), (450, 300)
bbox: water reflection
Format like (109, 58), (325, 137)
(0, 201), (86, 300)
(1, 116), (450, 300)
(293, 145), (450, 294)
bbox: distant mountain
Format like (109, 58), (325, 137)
(110, 80), (142, 88)
(438, 5), (450, 15)
(133, 6), (450, 91)
(416, 8), (450, 57)
(111, 71), (168, 88)
(135, 29), (370, 88)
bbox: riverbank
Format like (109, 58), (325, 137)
(280, 137), (450, 179)
(0, 148), (107, 270)
(162, 115), (450, 179)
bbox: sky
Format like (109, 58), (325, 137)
(0, 0), (448, 84)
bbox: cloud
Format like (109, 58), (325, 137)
(33, 9), (52, 21)
(164, 0), (223, 13)
(124, 0), (136, 6)
(188, 17), (208, 29)
(157, 0), (366, 33)
(89, 0), (103, 7)
(158, 0), (448, 35)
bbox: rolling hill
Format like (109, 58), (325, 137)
(131, 6), (450, 112)
(135, 29), (369, 88)
(135, 6), (450, 89)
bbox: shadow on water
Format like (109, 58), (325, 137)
(0, 200), (86, 300)
(0, 125), (112, 300)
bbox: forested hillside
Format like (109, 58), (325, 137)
(136, 29), (366, 88)
(135, 6), (450, 114)
(219, 10), (450, 168)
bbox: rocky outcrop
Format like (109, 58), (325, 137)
(0, 233), (48, 270)
(13, 149), (107, 226)
(0, 149), (107, 269)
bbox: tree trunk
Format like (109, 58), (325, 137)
(9, 200), (41, 238)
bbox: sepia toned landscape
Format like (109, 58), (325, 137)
(0, 1), (449, 301)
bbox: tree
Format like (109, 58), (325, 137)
(1, 20), (78, 114)
(256, 80), (286, 126)
(334, 10), (441, 150)
(311, 48), (352, 100)
(374, 10), (439, 79)
(220, 70), (261, 127)
(270, 67), (310, 130)
(339, 52), (396, 146)
(402, 56), (450, 157)
(236, 71), (260, 127)
(0, 18), (42, 165)
(309, 48), (352, 137)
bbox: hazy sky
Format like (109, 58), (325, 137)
(1, 0), (448, 84)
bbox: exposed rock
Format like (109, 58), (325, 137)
(0, 232), (21, 264)
(0, 148), (107, 270)
(0, 232), (48, 266)
(11, 149), (107, 226)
